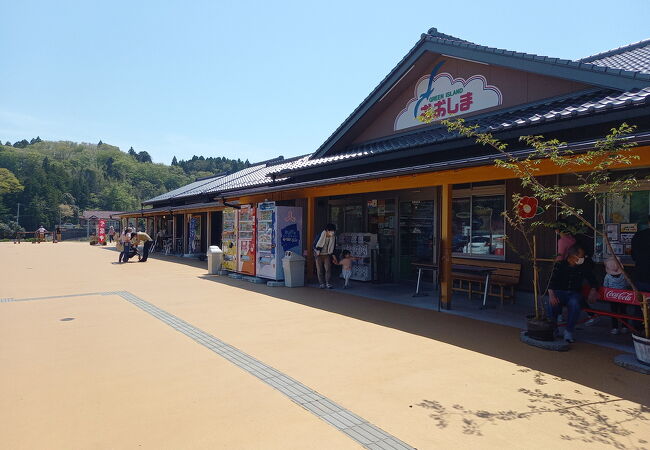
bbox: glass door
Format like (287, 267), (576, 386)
(399, 200), (434, 279)
(368, 198), (397, 282)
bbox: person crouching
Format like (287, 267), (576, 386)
(131, 231), (153, 262)
(547, 245), (599, 343)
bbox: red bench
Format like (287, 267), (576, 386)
(582, 287), (645, 332)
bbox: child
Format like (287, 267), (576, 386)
(603, 257), (629, 335)
(333, 250), (357, 289)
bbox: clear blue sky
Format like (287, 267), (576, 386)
(1, 0), (648, 164)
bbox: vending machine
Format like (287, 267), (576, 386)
(221, 208), (238, 271)
(256, 202), (303, 280)
(237, 205), (256, 275)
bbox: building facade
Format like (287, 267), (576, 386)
(117, 28), (650, 307)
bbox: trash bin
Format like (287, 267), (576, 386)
(282, 251), (305, 287)
(207, 246), (223, 274)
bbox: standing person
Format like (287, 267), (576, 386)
(314, 223), (336, 289)
(118, 227), (132, 263)
(547, 245), (599, 343)
(603, 257), (630, 335)
(55, 226), (62, 243)
(108, 226), (116, 243)
(631, 215), (650, 292)
(155, 228), (166, 251)
(630, 216), (650, 333)
(131, 231), (153, 262)
(554, 223), (576, 261)
(36, 225), (47, 243)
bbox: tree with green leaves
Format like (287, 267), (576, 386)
(0, 168), (23, 196)
(426, 115), (649, 339)
(137, 151), (152, 163)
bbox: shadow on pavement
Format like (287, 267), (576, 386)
(198, 274), (650, 407)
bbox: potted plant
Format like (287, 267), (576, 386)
(419, 110), (650, 356)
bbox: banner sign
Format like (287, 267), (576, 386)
(98, 219), (106, 244)
(598, 287), (644, 305)
(395, 67), (502, 131)
(189, 217), (198, 253)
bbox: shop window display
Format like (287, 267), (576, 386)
(595, 191), (650, 262)
(452, 195), (505, 258)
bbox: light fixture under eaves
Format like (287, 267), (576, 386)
(441, 54), (489, 65)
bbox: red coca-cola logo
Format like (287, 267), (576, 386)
(600, 288), (644, 305)
(604, 290), (634, 302)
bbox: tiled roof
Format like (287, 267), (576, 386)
(423, 30), (650, 82)
(271, 87), (650, 175)
(174, 165), (266, 199)
(310, 28), (650, 160)
(578, 40), (650, 74)
(144, 174), (225, 204)
(145, 156), (310, 205)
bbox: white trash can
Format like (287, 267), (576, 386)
(207, 246), (223, 274)
(282, 251), (305, 287)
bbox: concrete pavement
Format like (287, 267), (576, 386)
(1, 242), (648, 449)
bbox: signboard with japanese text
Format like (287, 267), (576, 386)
(98, 219), (106, 244)
(395, 71), (502, 131)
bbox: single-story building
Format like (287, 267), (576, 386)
(117, 28), (650, 308)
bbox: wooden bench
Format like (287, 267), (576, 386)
(451, 257), (521, 306)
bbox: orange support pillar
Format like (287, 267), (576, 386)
(306, 196), (315, 281)
(440, 184), (453, 309)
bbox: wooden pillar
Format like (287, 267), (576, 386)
(440, 184), (453, 309)
(172, 215), (177, 253)
(205, 212), (211, 247)
(153, 216), (158, 238)
(183, 213), (189, 254)
(306, 196), (316, 281)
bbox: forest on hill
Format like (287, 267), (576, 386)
(0, 138), (250, 234)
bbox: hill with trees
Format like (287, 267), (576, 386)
(0, 138), (250, 234)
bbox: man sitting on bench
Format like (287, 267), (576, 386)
(547, 245), (599, 343)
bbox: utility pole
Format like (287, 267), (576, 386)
(16, 203), (21, 226)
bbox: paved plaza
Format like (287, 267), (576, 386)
(1, 242), (649, 449)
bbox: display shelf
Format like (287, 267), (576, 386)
(336, 233), (378, 281)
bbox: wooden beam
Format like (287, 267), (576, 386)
(183, 213), (189, 255)
(206, 212), (212, 247)
(440, 184), (453, 309)
(172, 215), (177, 253)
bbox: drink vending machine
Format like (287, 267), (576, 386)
(221, 208), (238, 271)
(256, 202), (303, 280)
(237, 205), (256, 275)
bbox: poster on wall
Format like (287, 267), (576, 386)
(394, 62), (502, 131)
(621, 223), (638, 233)
(606, 223), (620, 242)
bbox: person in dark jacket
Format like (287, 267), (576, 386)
(631, 216), (650, 292)
(547, 245), (599, 343)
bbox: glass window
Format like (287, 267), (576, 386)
(596, 190), (650, 261)
(452, 195), (505, 258)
